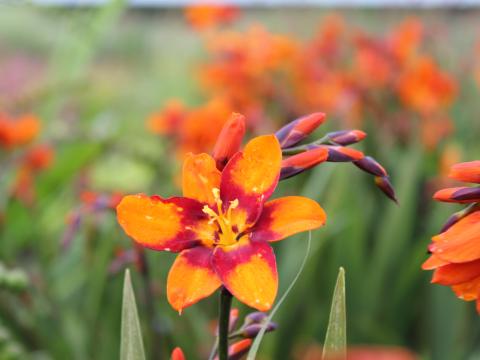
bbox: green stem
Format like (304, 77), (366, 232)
(218, 287), (233, 360)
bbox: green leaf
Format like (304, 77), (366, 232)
(246, 231), (312, 360)
(322, 267), (346, 360)
(120, 269), (146, 360)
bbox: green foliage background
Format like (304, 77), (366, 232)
(1, 3), (480, 359)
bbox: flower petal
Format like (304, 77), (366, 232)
(449, 161), (480, 184)
(429, 211), (480, 263)
(432, 259), (480, 286)
(250, 196), (326, 242)
(221, 135), (282, 225)
(117, 194), (214, 252)
(182, 153), (221, 206)
(451, 276), (480, 301)
(421, 254), (449, 270)
(167, 247), (221, 312)
(212, 238), (278, 311)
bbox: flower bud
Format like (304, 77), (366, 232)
(171, 347), (185, 360)
(374, 176), (398, 203)
(242, 322), (278, 338)
(275, 112), (326, 148)
(280, 147), (329, 180)
(353, 156), (387, 177)
(213, 113), (246, 170)
(439, 204), (479, 233)
(433, 187), (480, 204)
(227, 339), (252, 360)
(244, 311), (268, 325)
(327, 129), (366, 145)
(325, 145), (364, 162)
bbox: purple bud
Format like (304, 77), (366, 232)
(327, 129), (367, 146)
(374, 176), (398, 204)
(244, 312), (268, 325)
(242, 323), (278, 338)
(354, 156), (388, 177)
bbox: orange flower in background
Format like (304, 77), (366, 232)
(423, 161), (480, 312)
(184, 2), (239, 31)
(0, 113), (40, 149)
(117, 133), (326, 312)
(147, 99), (187, 136)
(397, 56), (456, 114)
(389, 17), (423, 65)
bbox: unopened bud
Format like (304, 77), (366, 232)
(433, 187), (480, 204)
(327, 129), (366, 145)
(374, 176), (398, 203)
(440, 204), (479, 233)
(275, 112), (326, 148)
(280, 147), (329, 180)
(353, 156), (387, 177)
(244, 311), (268, 325)
(213, 113), (246, 170)
(242, 322), (278, 338)
(171, 347), (185, 360)
(325, 146), (364, 162)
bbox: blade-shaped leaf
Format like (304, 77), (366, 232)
(247, 231), (312, 360)
(322, 267), (346, 360)
(120, 269), (146, 360)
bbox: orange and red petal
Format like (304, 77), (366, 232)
(433, 187), (480, 203)
(250, 196), (326, 242)
(432, 259), (480, 285)
(182, 153), (221, 206)
(221, 135), (282, 225)
(421, 254), (449, 270)
(449, 160), (480, 184)
(167, 247), (221, 312)
(429, 211), (480, 263)
(117, 194), (214, 252)
(212, 238), (278, 311)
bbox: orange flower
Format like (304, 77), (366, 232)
(117, 135), (326, 312)
(184, 3), (239, 31)
(147, 99), (187, 136)
(423, 160), (480, 312)
(0, 113), (41, 149)
(397, 56), (456, 114)
(389, 17), (423, 65)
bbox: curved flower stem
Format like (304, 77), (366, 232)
(218, 287), (233, 360)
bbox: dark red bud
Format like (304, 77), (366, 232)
(327, 129), (367, 145)
(213, 113), (246, 170)
(433, 187), (480, 203)
(275, 112), (326, 148)
(374, 176), (398, 203)
(354, 156), (388, 177)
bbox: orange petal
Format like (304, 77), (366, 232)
(250, 196), (326, 242)
(212, 238), (278, 311)
(421, 254), (449, 270)
(429, 211), (480, 263)
(117, 194), (214, 252)
(432, 259), (480, 285)
(451, 276), (480, 301)
(221, 135), (282, 225)
(182, 153), (221, 206)
(167, 247), (221, 312)
(449, 161), (480, 184)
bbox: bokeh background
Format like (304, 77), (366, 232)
(1, 2), (480, 359)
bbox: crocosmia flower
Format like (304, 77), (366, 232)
(423, 160), (480, 311)
(117, 135), (326, 312)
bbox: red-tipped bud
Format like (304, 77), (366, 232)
(353, 156), (388, 177)
(171, 347), (186, 360)
(213, 113), (246, 170)
(215, 308), (240, 334)
(433, 187), (480, 204)
(327, 129), (367, 145)
(244, 311), (268, 325)
(275, 112), (326, 148)
(374, 176), (398, 203)
(325, 145), (364, 162)
(214, 339), (252, 360)
(242, 322), (278, 338)
(280, 147), (329, 179)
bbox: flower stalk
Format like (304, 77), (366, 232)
(218, 287), (233, 360)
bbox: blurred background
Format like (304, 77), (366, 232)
(1, 1), (480, 359)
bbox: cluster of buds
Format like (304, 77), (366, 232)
(276, 112), (397, 203)
(170, 309), (277, 360)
